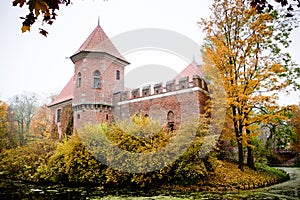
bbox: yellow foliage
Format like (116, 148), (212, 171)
(0, 100), (8, 129)
(30, 105), (51, 139)
(201, 0), (291, 134)
(21, 25), (30, 33)
(32, 0), (49, 17)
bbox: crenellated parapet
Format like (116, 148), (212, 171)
(113, 75), (209, 102)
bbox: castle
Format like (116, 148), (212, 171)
(49, 24), (210, 139)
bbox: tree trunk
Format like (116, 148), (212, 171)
(237, 141), (244, 171)
(246, 128), (256, 170)
(266, 125), (275, 153)
(232, 106), (244, 171)
(18, 121), (24, 146)
(26, 121), (31, 143)
(247, 145), (255, 170)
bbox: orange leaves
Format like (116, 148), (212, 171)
(30, 105), (51, 138)
(21, 25), (30, 33)
(200, 1), (298, 168)
(12, 0), (71, 36)
(199, 161), (287, 190)
(0, 100), (8, 129)
(271, 63), (286, 74)
(28, 0), (49, 18)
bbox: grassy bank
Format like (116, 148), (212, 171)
(163, 161), (289, 192)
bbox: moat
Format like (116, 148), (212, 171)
(1, 168), (299, 200)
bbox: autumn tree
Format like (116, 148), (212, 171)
(200, 0), (298, 170)
(0, 100), (17, 151)
(0, 100), (8, 138)
(9, 93), (39, 146)
(60, 104), (73, 137)
(290, 104), (300, 152)
(30, 104), (51, 139)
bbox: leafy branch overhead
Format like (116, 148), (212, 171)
(12, 0), (72, 37)
(251, 0), (300, 17)
(12, 0), (299, 37)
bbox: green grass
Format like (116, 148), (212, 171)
(255, 162), (288, 179)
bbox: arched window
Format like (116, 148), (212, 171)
(77, 72), (81, 87)
(167, 111), (174, 121)
(116, 70), (120, 80)
(93, 70), (100, 88)
(167, 111), (175, 131)
(57, 109), (61, 123)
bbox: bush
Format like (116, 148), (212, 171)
(0, 140), (57, 181)
(1, 114), (219, 188)
(35, 133), (106, 185)
(76, 115), (212, 187)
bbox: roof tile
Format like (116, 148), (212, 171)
(48, 76), (73, 107)
(73, 25), (127, 61)
(174, 61), (204, 82)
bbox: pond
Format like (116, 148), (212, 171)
(1, 168), (299, 200)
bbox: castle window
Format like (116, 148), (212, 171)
(167, 111), (174, 121)
(93, 70), (101, 88)
(77, 72), (81, 87)
(168, 122), (174, 132)
(57, 109), (61, 123)
(167, 111), (175, 131)
(77, 114), (80, 119)
(106, 114), (109, 120)
(116, 70), (120, 80)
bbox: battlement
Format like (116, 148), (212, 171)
(113, 75), (208, 103)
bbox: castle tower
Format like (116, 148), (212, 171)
(70, 25), (129, 129)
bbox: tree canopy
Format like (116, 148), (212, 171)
(9, 93), (39, 145)
(200, 0), (298, 170)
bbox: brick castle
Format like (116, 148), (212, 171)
(49, 24), (210, 139)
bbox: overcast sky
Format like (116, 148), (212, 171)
(0, 0), (299, 105)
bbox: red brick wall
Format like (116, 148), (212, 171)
(72, 53), (127, 129)
(113, 86), (209, 130)
(73, 55), (125, 106)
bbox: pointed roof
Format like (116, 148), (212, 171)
(174, 61), (204, 82)
(71, 25), (127, 62)
(48, 76), (74, 107)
